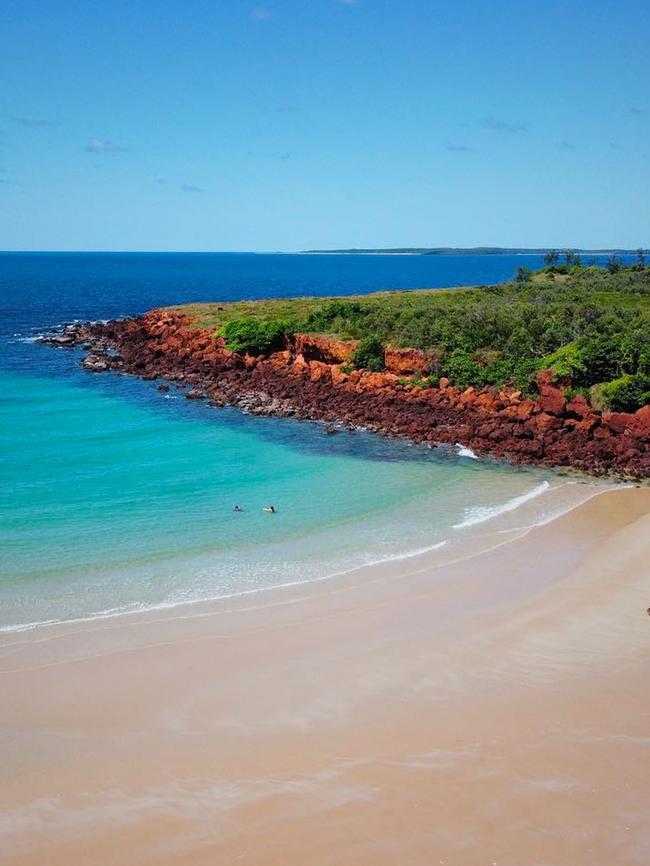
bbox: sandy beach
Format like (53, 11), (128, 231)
(1, 487), (649, 866)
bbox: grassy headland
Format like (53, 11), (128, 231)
(176, 264), (650, 413)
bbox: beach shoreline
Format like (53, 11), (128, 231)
(2, 486), (649, 865)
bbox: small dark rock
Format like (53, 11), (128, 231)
(40, 333), (76, 347)
(81, 354), (109, 372)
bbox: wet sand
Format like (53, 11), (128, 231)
(1, 487), (649, 866)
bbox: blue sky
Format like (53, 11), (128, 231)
(1, 0), (648, 251)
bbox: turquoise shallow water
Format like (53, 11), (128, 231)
(0, 364), (596, 631)
(1, 253), (616, 631)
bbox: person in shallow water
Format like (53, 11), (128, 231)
(233, 505), (243, 512)
(263, 505), (276, 513)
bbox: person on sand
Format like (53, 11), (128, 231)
(233, 505), (243, 512)
(263, 505), (276, 513)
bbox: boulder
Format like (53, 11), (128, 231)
(81, 355), (109, 372)
(459, 387), (477, 406)
(538, 384), (566, 416)
(474, 392), (499, 414)
(289, 355), (310, 379)
(575, 415), (599, 436)
(42, 333), (76, 347)
(630, 405), (650, 441)
(566, 394), (591, 418)
(331, 365), (349, 386)
(528, 412), (562, 435)
(602, 412), (635, 435)
(309, 360), (331, 383)
(536, 369), (556, 388)
(515, 399), (536, 421)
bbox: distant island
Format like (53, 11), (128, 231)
(301, 247), (644, 256)
(43, 262), (650, 478)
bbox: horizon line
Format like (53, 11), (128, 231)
(0, 246), (646, 255)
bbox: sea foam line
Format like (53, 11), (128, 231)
(453, 480), (551, 529)
(0, 542), (449, 636)
(1, 477), (611, 638)
(0, 478), (611, 638)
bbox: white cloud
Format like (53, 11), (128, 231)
(84, 138), (127, 153)
(482, 116), (528, 133)
(12, 116), (59, 128)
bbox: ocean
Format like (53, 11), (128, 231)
(1, 252), (626, 632)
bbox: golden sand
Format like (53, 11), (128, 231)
(1, 488), (649, 865)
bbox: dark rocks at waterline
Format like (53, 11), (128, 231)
(81, 354), (110, 372)
(37, 333), (76, 348)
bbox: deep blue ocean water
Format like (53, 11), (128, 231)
(1, 253), (620, 631)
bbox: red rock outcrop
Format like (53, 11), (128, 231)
(384, 347), (432, 375)
(57, 310), (650, 479)
(289, 334), (354, 365)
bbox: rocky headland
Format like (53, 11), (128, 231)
(43, 310), (650, 479)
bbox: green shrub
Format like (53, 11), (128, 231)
(221, 317), (292, 356)
(542, 334), (632, 388)
(516, 266), (533, 283)
(542, 342), (587, 381)
(442, 349), (484, 390)
(590, 374), (650, 412)
(351, 336), (385, 372)
(410, 372), (439, 389)
(606, 256), (623, 274)
(577, 334), (626, 384)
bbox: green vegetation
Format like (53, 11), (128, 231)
(220, 317), (291, 356)
(590, 375), (650, 413)
(175, 264), (650, 411)
(350, 336), (385, 372)
(515, 266), (533, 283)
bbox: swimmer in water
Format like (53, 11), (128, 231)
(263, 505), (276, 513)
(233, 505), (243, 512)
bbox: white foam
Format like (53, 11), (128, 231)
(453, 480), (551, 529)
(12, 335), (44, 343)
(0, 542), (449, 636)
(455, 443), (479, 459)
